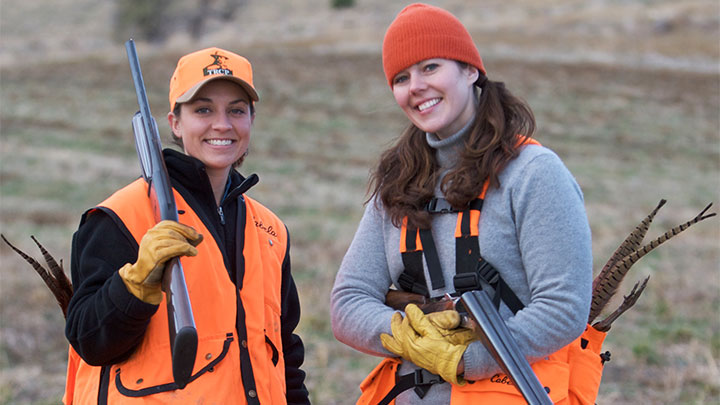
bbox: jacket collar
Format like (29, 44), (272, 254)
(163, 148), (258, 204)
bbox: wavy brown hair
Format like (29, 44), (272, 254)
(368, 73), (536, 229)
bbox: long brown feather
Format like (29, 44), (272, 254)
(1, 234), (73, 317)
(589, 203), (716, 323)
(592, 276), (649, 332)
(31, 235), (73, 298)
(591, 199), (665, 294)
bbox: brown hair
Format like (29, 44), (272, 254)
(368, 75), (536, 229)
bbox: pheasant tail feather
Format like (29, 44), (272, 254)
(31, 235), (73, 298)
(1, 234), (72, 317)
(589, 202), (715, 323)
(591, 199), (665, 293)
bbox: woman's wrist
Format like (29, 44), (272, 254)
(456, 354), (465, 375)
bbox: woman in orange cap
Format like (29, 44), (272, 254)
(63, 47), (309, 404)
(331, 3), (594, 404)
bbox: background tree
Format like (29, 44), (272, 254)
(114, 0), (248, 43)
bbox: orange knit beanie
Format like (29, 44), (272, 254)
(382, 3), (485, 87)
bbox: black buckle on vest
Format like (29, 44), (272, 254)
(453, 272), (481, 294)
(453, 261), (499, 293)
(412, 368), (443, 386)
(411, 369), (443, 398)
(425, 198), (455, 214)
(398, 273), (429, 296)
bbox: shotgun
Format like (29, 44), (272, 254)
(125, 39), (197, 389)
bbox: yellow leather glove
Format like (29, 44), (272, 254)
(426, 310), (477, 346)
(381, 304), (469, 385)
(119, 220), (203, 305)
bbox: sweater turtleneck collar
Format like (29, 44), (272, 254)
(425, 114), (475, 169)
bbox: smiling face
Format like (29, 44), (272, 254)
(391, 58), (479, 139)
(168, 79), (254, 180)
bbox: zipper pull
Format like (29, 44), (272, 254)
(218, 206), (225, 225)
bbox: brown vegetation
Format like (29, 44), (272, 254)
(1, 1), (718, 404)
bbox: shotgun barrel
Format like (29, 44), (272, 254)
(459, 290), (553, 405)
(125, 39), (197, 389)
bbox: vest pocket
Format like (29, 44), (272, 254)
(262, 301), (287, 396)
(263, 298), (282, 365)
(114, 333), (234, 397)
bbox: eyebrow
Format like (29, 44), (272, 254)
(191, 97), (249, 105)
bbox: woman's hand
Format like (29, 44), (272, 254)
(380, 304), (471, 385)
(119, 220), (203, 304)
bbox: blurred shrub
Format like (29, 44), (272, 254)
(113, 0), (247, 43)
(113, 0), (172, 43)
(331, 0), (355, 9)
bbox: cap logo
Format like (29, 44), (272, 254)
(203, 52), (233, 76)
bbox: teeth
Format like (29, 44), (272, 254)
(207, 139), (232, 146)
(418, 98), (440, 112)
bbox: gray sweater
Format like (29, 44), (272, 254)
(330, 126), (592, 404)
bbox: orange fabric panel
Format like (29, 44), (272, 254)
(357, 358), (401, 405)
(399, 217), (423, 253)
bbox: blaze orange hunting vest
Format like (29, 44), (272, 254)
(63, 178), (289, 404)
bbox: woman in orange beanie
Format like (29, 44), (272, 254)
(331, 3), (594, 404)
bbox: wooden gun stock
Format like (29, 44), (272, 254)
(385, 289), (454, 314)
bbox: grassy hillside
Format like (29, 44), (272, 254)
(1, 1), (718, 404)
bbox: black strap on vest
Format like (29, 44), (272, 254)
(377, 368), (444, 405)
(399, 225), (428, 296)
(454, 259), (525, 314)
(399, 197), (525, 313)
(399, 198), (485, 299)
(399, 227), (445, 294)
(452, 201), (524, 314)
(419, 229), (445, 290)
(424, 197), (483, 214)
(455, 207), (481, 278)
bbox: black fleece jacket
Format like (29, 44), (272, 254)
(65, 149), (309, 404)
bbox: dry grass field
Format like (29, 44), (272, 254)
(1, 0), (719, 404)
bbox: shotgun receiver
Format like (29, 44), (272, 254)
(125, 39), (197, 389)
